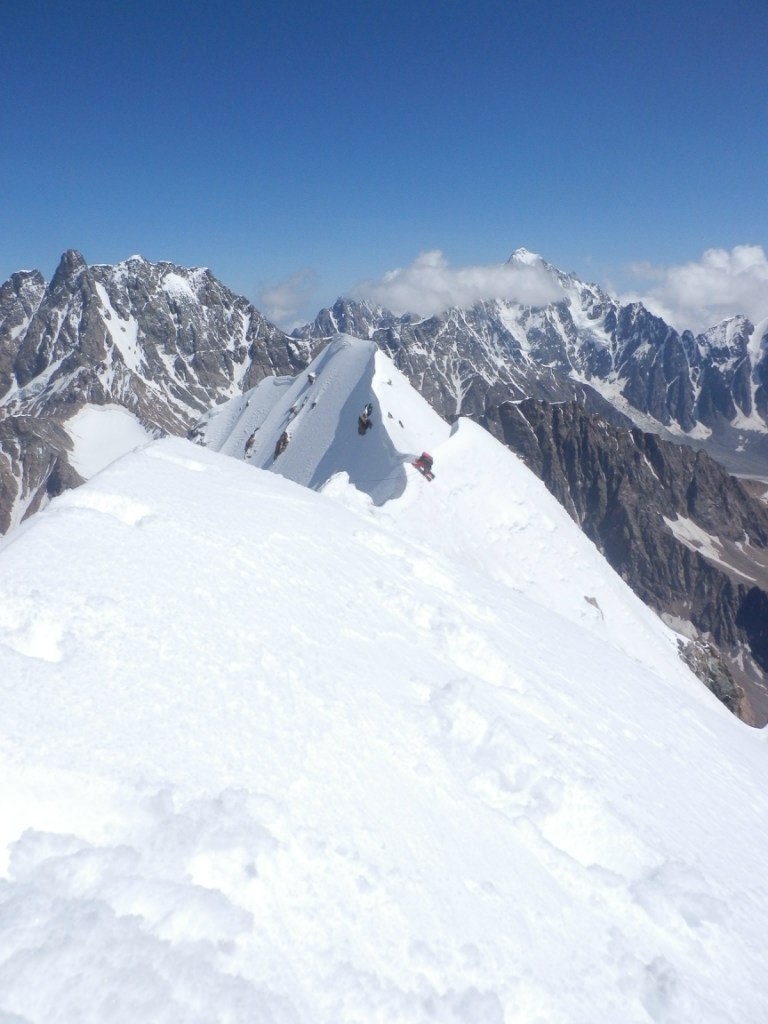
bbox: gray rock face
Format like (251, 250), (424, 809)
(0, 269), (47, 399)
(0, 415), (84, 534)
(6, 251), (311, 420)
(0, 251), (316, 531)
(689, 318), (768, 424)
(677, 639), (746, 719)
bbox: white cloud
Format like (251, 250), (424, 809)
(258, 268), (318, 329)
(622, 245), (768, 334)
(351, 250), (563, 316)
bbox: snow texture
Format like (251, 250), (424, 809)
(1, 336), (767, 1023)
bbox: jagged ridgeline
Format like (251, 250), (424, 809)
(296, 250), (768, 477)
(2, 249), (768, 723)
(0, 250), (319, 531)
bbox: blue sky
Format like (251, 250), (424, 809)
(3, 0), (767, 330)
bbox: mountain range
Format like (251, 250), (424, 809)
(2, 248), (768, 721)
(295, 253), (768, 722)
(297, 249), (768, 475)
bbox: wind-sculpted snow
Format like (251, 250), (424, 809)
(1, 429), (768, 1022)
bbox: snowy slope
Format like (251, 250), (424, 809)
(198, 334), (688, 673)
(2, 352), (768, 1021)
(66, 403), (154, 477)
(195, 333), (449, 505)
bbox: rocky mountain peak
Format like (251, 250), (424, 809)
(0, 254), (321, 533)
(303, 253), (768, 471)
(0, 269), (46, 326)
(51, 248), (87, 285)
(4, 268), (46, 292)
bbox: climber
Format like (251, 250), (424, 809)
(412, 452), (435, 481)
(358, 402), (374, 435)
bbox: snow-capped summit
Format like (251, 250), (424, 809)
(507, 246), (546, 267)
(193, 333), (449, 505)
(299, 252), (768, 449)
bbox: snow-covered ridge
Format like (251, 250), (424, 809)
(204, 332), (768, 725)
(3, 334), (768, 1019)
(1, 388), (767, 1020)
(195, 332), (711, 676)
(195, 334), (449, 505)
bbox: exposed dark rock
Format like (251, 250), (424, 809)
(677, 639), (749, 721)
(0, 269), (47, 399)
(0, 415), (84, 533)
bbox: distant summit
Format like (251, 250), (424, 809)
(301, 252), (768, 461)
(507, 246), (546, 267)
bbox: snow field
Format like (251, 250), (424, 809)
(1, 433), (767, 1022)
(65, 403), (154, 478)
